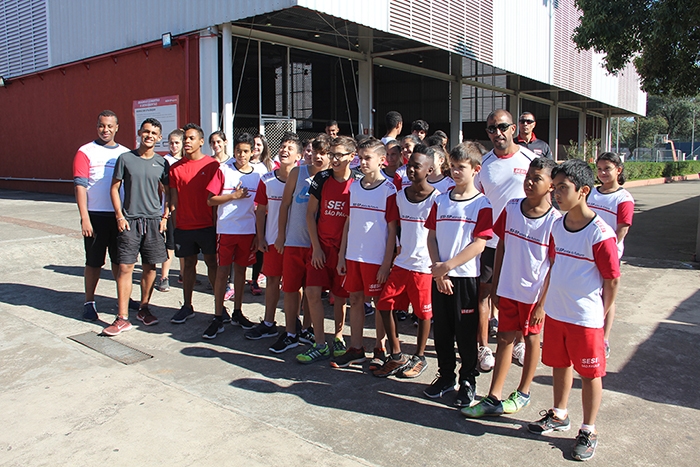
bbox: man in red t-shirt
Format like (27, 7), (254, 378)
(168, 123), (221, 324)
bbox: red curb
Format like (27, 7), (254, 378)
(624, 173), (700, 188)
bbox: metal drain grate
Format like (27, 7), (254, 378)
(68, 331), (153, 365)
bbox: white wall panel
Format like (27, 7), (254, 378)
(298, 0), (390, 32)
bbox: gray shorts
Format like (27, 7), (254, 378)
(116, 217), (168, 265)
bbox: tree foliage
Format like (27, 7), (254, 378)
(573, 0), (700, 96)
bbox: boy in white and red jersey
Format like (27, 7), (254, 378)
(333, 138), (399, 368)
(424, 142), (493, 407)
(244, 134), (302, 340)
(527, 160), (620, 462)
(372, 149), (439, 378)
(203, 133), (261, 339)
(296, 136), (362, 364)
(381, 140), (404, 191)
(463, 157), (560, 418)
(474, 109), (536, 372)
(270, 134), (331, 354)
(73, 110), (129, 321)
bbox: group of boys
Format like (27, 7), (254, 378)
(75, 108), (619, 461)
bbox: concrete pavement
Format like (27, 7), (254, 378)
(1, 181), (699, 466)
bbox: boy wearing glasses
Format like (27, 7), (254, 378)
(474, 110), (536, 374)
(296, 136), (362, 364)
(515, 112), (552, 160)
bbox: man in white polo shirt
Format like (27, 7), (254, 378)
(474, 109), (536, 372)
(73, 110), (129, 321)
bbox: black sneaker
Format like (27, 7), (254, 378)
(364, 303), (375, 316)
(221, 307), (231, 323)
(202, 318), (224, 339)
(528, 409), (571, 434)
(269, 333), (299, 353)
(231, 309), (255, 330)
(83, 302), (98, 321)
(396, 310), (408, 321)
(171, 304), (195, 324)
(423, 374), (457, 399)
(155, 276), (170, 292)
(411, 313), (419, 327)
(299, 327), (315, 345)
(245, 321), (279, 340)
(453, 380), (476, 407)
(330, 347), (367, 368)
(571, 429), (598, 461)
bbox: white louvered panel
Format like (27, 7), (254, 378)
(431, 0), (450, 51)
(411, 0), (432, 45)
(0, 0), (49, 78)
(553, 0), (591, 97)
(388, 0), (412, 38)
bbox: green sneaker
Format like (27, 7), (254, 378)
(332, 337), (347, 357)
(296, 343), (331, 364)
(501, 390), (531, 414)
(461, 396), (504, 418)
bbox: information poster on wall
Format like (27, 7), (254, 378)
(133, 96), (179, 155)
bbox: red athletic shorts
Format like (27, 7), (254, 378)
(376, 266), (433, 320)
(217, 234), (256, 267)
(262, 247), (284, 278)
(498, 297), (543, 336)
(282, 246), (310, 293)
(306, 243), (349, 298)
(542, 316), (606, 378)
(342, 260), (384, 297)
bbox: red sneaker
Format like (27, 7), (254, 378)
(136, 307), (159, 326)
(103, 317), (133, 336)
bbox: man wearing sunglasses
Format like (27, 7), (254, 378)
(474, 110), (537, 374)
(515, 112), (552, 160)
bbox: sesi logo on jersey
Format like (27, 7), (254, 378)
(327, 200), (346, 210)
(514, 168), (527, 175)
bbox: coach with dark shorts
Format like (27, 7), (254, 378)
(168, 123), (221, 324)
(104, 118), (170, 336)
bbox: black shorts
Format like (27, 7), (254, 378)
(84, 212), (119, 268)
(164, 212), (176, 250)
(174, 226), (217, 258)
(117, 217), (168, 265)
(479, 246), (496, 284)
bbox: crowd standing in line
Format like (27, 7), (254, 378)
(73, 108), (632, 462)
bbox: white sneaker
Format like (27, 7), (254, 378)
(512, 342), (526, 366)
(478, 345), (495, 372)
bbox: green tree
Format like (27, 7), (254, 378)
(573, 0), (700, 96)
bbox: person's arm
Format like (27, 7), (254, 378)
(377, 220), (397, 283)
(255, 203), (268, 252)
(529, 262), (552, 327)
(336, 217), (350, 276)
(491, 238), (505, 308)
(615, 224), (630, 245)
(207, 182), (249, 206)
(427, 229), (453, 295)
(75, 185), (93, 237)
(306, 195), (325, 269)
(110, 177), (129, 232)
(274, 167), (298, 254)
(602, 277), (620, 319)
(431, 237), (487, 279)
(169, 188), (178, 214)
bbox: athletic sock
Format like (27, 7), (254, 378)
(552, 407), (568, 419)
(581, 424), (595, 433)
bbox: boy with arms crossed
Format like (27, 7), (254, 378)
(372, 149), (439, 378)
(202, 133), (259, 339)
(105, 118), (169, 335)
(527, 160), (620, 461)
(463, 157), (560, 417)
(296, 136), (362, 364)
(245, 134), (302, 340)
(334, 138), (399, 368)
(270, 135), (331, 353)
(424, 142), (493, 406)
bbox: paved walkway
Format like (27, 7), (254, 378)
(1, 181), (699, 466)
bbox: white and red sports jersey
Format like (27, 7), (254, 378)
(545, 215), (620, 328)
(380, 169), (403, 192)
(73, 140), (129, 212)
(252, 161), (270, 175)
(493, 198), (562, 304)
(475, 147), (536, 248)
(394, 188), (440, 273)
(206, 161), (261, 235)
(428, 175), (455, 194)
(254, 170), (286, 245)
(395, 165), (412, 191)
(588, 187), (634, 258)
(425, 192), (493, 278)
(346, 178), (400, 265)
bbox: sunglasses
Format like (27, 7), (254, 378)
(519, 119), (535, 124)
(485, 123), (514, 134)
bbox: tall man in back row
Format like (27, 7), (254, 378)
(515, 112), (552, 160)
(73, 110), (129, 321)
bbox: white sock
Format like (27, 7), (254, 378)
(552, 407), (568, 419)
(580, 423), (595, 433)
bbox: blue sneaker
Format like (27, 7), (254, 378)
(83, 302), (98, 321)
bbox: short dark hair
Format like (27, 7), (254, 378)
(530, 156), (557, 175)
(424, 134), (444, 147)
(401, 134), (422, 146)
(411, 119), (429, 132)
(432, 130), (448, 140)
(355, 133), (371, 145)
(449, 141), (484, 168)
(182, 123), (204, 138)
(410, 145), (434, 164)
(486, 109), (513, 124)
(281, 132), (302, 153)
(234, 132), (255, 148)
(552, 159), (595, 192)
(520, 112), (536, 122)
(385, 111), (403, 130)
(98, 110), (118, 124)
(358, 137), (386, 157)
(312, 133), (331, 153)
(325, 120), (339, 128)
(168, 128), (184, 141)
(331, 135), (357, 154)
(596, 152), (626, 185)
(140, 118), (162, 132)
(209, 130), (227, 144)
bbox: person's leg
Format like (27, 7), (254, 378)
(264, 276), (282, 323)
(214, 264), (230, 317)
(116, 263), (135, 318)
(373, 303), (386, 351)
(203, 254), (218, 292)
(517, 333), (541, 395)
(488, 331), (516, 400)
(84, 266), (102, 302)
(431, 285), (457, 381)
(333, 294), (346, 340)
(182, 255), (198, 306)
(581, 376), (602, 426)
(161, 250), (173, 280)
(553, 366), (573, 412)
(603, 302), (616, 342)
(379, 310), (401, 354)
(301, 293), (311, 330)
(140, 263), (157, 306)
(232, 263), (247, 311)
(415, 319), (430, 355)
(306, 285), (326, 344)
(477, 282), (492, 347)
(284, 289), (302, 334)
(348, 290), (365, 349)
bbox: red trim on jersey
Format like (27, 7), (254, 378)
(474, 207), (494, 239)
(493, 208), (506, 239)
(425, 203), (437, 230)
(617, 200), (634, 226)
(254, 179), (268, 205)
(385, 193), (399, 223)
(73, 151), (90, 178)
(592, 237), (621, 279)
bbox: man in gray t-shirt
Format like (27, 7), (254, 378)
(105, 118), (170, 336)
